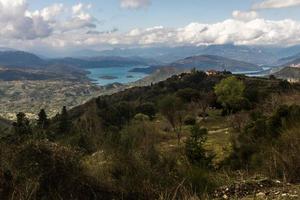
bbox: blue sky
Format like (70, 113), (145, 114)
(26, 0), (300, 32)
(1, 0), (300, 53)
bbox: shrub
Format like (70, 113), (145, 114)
(184, 115), (196, 125)
(185, 125), (213, 168)
(12, 140), (116, 199)
(265, 125), (300, 183)
(136, 102), (156, 119)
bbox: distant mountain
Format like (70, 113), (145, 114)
(0, 47), (16, 52)
(169, 55), (261, 72)
(277, 53), (300, 65)
(195, 45), (279, 65)
(71, 49), (106, 58)
(131, 55), (261, 77)
(272, 67), (300, 81)
(0, 51), (45, 68)
(284, 57), (300, 67)
(0, 50), (156, 70)
(0, 68), (55, 81)
(277, 45), (300, 58)
(79, 45), (283, 65)
(0, 65), (90, 81)
(49, 56), (154, 69)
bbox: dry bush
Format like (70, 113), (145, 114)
(265, 125), (300, 183)
(227, 111), (249, 132)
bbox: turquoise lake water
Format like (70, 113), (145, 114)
(87, 66), (149, 86)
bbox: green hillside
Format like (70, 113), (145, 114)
(1, 70), (300, 199)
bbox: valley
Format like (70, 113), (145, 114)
(0, 47), (300, 121)
(0, 79), (126, 120)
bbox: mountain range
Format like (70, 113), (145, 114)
(69, 44), (300, 65)
(1, 44), (300, 83)
(130, 55), (261, 75)
(0, 51), (156, 70)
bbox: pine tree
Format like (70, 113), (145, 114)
(37, 109), (49, 129)
(13, 112), (32, 135)
(185, 125), (212, 168)
(59, 106), (71, 133)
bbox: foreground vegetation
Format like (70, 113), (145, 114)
(1, 70), (300, 199)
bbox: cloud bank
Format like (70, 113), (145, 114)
(1, 0), (300, 53)
(253, 0), (300, 9)
(0, 0), (97, 40)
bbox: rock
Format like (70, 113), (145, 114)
(282, 193), (287, 197)
(256, 192), (266, 197)
(222, 194), (228, 199)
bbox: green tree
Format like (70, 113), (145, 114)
(214, 76), (246, 114)
(59, 106), (71, 133)
(159, 95), (184, 144)
(185, 125), (212, 167)
(37, 109), (49, 129)
(13, 112), (32, 135)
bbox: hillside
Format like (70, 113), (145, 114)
(132, 55), (261, 75)
(273, 67), (300, 81)
(1, 70), (300, 199)
(0, 51), (45, 68)
(277, 53), (300, 65)
(170, 55), (260, 72)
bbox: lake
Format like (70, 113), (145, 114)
(87, 66), (149, 86)
(232, 67), (271, 77)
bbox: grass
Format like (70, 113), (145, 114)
(155, 108), (233, 166)
(200, 109), (233, 165)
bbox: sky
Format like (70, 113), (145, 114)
(1, 0), (300, 55)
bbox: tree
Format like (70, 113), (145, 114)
(13, 112), (32, 135)
(159, 95), (184, 144)
(37, 109), (49, 129)
(136, 102), (157, 119)
(194, 91), (216, 119)
(214, 76), (246, 114)
(176, 88), (200, 103)
(59, 106), (71, 133)
(185, 125), (212, 167)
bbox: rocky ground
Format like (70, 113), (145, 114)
(213, 177), (300, 200)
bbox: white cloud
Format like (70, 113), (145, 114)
(120, 0), (150, 9)
(2, 0), (300, 52)
(28, 4), (64, 21)
(0, 0), (53, 39)
(232, 10), (259, 21)
(59, 3), (97, 32)
(3, 17), (300, 52)
(80, 18), (300, 47)
(72, 3), (84, 15)
(0, 0), (97, 40)
(253, 0), (300, 9)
